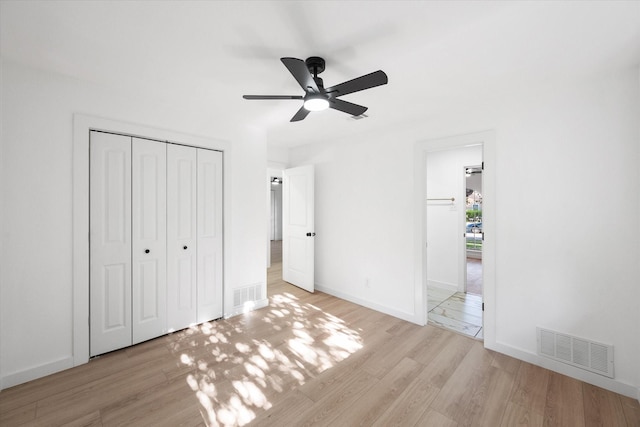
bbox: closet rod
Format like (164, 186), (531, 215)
(426, 197), (455, 202)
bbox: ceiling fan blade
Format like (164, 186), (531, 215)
(325, 70), (388, 97)
(243, 95), (304, 100)
(329, 98), (368, 116)
(281, 57), (319, 93)
(290, 106), (310, 122)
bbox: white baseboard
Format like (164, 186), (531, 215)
(315, 283), (420, 325)
(1, 356), (74, 390)
(225, 298), (269, 319)
(487, 341), (638, 400)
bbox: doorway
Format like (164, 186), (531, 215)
(269, 175), (283, 267)
(465, 165), (483, 297)
(425, 145), (483, 339)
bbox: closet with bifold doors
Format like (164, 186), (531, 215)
(89, 131), (223, 357)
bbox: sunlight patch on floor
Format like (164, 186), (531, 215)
(171, 289), (363, 426)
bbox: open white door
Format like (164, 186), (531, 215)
(282, 165), (315, 292)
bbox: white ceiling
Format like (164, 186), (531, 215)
(2, 1), (639, 148)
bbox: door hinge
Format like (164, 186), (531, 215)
(481, 161), (484, 170)
(482, 302), (485, 311)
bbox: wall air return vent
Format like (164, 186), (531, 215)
(233, 283), (264, 309)
(537, 327), (614, 378)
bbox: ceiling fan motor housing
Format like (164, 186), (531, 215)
(305, 56), (326, 75)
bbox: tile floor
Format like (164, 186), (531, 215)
(427, 257), (484, 339)
(427, 287), (484, 339)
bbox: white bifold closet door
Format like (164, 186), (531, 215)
(196, 148), (223, 323)
(90, 133), (167, 356)
(90, 132), (133, 356)
(167, 145), (223, 331)
(131, 138), (167, 344)
(90, 131), (222, 357)
(167, 145), (197, 331)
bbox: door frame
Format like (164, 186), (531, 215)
(73, 114), (231, 366)
(414, 130), (496, 348)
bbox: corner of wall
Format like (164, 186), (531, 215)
(315, 283), (422, 326)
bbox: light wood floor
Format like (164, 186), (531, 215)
(2, 253), (639, 426)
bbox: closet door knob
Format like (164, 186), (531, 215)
(145, 249), (150, 254)
(183, 246), (188, 250)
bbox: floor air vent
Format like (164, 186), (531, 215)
(537, 327), (614, 378)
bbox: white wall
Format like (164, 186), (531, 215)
(426, 145), (482, 293)
(267, 145), (290, 168)
(0, 59), (267, 388)
(290, 68), (640, 398)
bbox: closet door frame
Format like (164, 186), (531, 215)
(74, 114), (230, 366)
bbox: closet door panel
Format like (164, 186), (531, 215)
(132, 138), (167, 344)
(90, 132), (132, 357)
(167, 144), (197, 330)
(197, 149), (223, 322)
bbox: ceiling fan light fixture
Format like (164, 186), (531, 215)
(303, 96), (329, 112)
(243, 56), (388, 121)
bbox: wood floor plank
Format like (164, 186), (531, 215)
(491, 350), (522, 376)
(250, 389), (314, 426)
(415, 409), (459, 426)
(296, 343), (377, 402)
(295, 369), (379, 426)
(330, 357), (425, 426)
(463, 365), (515, 426)
(56, 410), (102, 427)
(405, 325), (454, 366)
(430, 341), (495, 423)
(620, 395), (640, 426)
(0, 401), (36, 426)
(543, 371), (585, 426)
(361, 326), (437, 379)
(500, 401), (544, 427)
(371, 363), (441, 427)
(33, 363), (167, 425)
(412, 332), (474, 389)
(99, 374), (196, 426)
(511, 361), (550, 417)
(582, 383), (628, 427)
(0, 349), (130, 413)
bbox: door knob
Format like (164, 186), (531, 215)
(306, 232), (316, 237)
(183, 245), (188, 250)
(144, 249), (150, 254)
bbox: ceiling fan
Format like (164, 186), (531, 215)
(243, 56), (388, 122)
